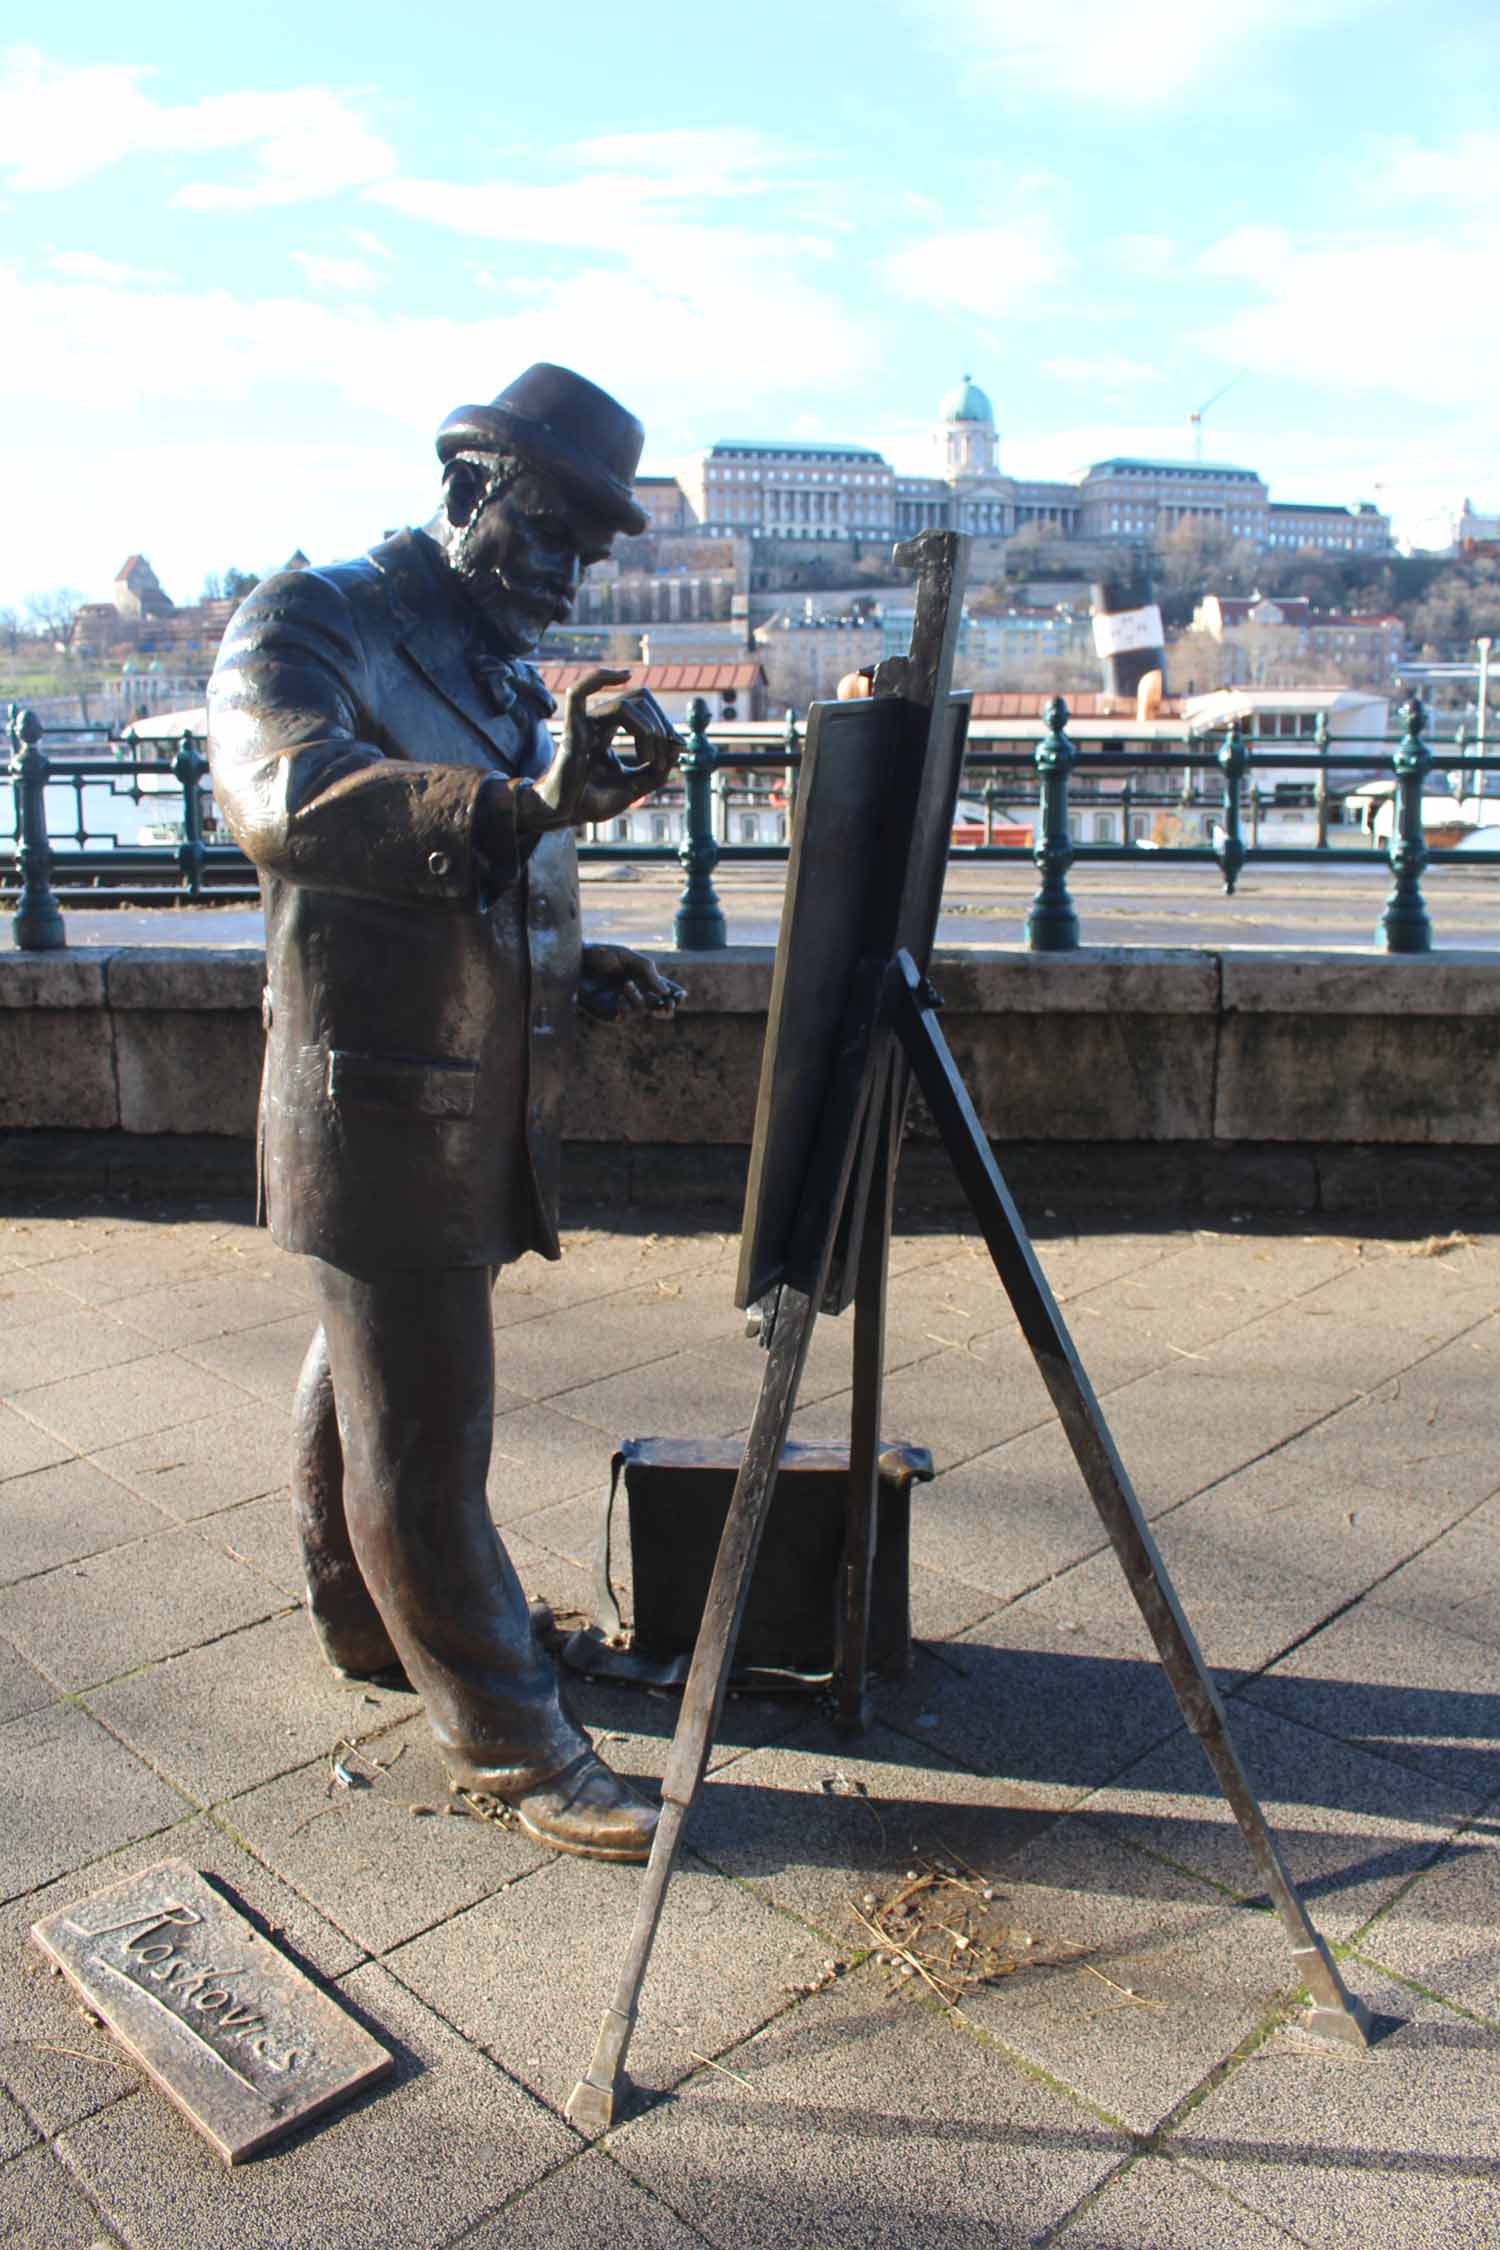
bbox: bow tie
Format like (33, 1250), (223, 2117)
(468, 650), (557, 721)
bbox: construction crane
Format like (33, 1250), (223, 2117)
(1187, 371), (1245, 462)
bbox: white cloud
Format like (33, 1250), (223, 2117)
(290, 251), (385, 295)
(880, 224), (1070, 318)
(0, 46), (395, 205)
(48, 249), (169, 286)
(0, 255), (865, 432)
(1042, 352), (1165, 388)
(906, 0), (1369, 107)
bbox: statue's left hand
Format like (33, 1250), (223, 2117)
(578, 944), (686, 1024)
(575, 689), (683, 824)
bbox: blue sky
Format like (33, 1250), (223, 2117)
(3, 2), (1497, 611)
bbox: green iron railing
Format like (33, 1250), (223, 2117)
(6, 692), (1498, 956)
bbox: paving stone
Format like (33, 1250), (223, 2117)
(1177, 1969), (1500, 2249)
(1053, 2153), (1313, 2246)
(224, 1718), (551, 1955)
(0, 1307), (157, 1400)
(1216, 1388), (1500, 1520)
(82, 1610), (405, 1803)
(504, 1521), (599, 1635)
(1364, 1519), (1500, 1651)
(0, 1457), (169, 1586)
(0, 1268), (86, 1331)
(613, 1962), (1129, 2249)
(462, 2151), (711, 2247)
(1243, 1601), (1500, 1813)
(786, 1337), (1055, 1475)
(201, 1490), (303, 1596)
(1083, 1697), (1471, 1945)
(88, 1402), (290, 1520)
(55, 1961), (573, 2250)
(0, 1636), (54, 1727)
(1023, 1516), (1355, 1686)
(8, 1349), (254, 1452)
(1306, 1242), (1500, 1335)
(0, 2088), (34, 2165)
(0, 1525), (284, 1694)
(555, 1672), (802, 1785)
(38, 1236), (221, 1307)
(388, 1845), (827, 2113)
(0, 1400), (70, 1482)
(487, 1299), (692, 1405)
(949, 1816), (1288, 2134)
(99, 1270), (307, 1348)
(488, 1402), (622, 1523)
(875, 1609), (1182, 1800)
(1352, 1819), (1500, 2024)
(180, 1313), (324, 1407)
(1063, 1364), (1358, 1517)
(911, 1434), (1118, 1602)
(0, 2143), (122, 2247)
(681, 1719), (1070, 1939)
(908, 1558), (1001, 1644)
(1, 1812), (363, 2139)
(556, 1347), (772, 1444)
(0, 1703), (184, 1904)
(1190, 1304), (1452, 1393)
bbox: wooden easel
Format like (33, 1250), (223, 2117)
(566, 537), (1371, 2131)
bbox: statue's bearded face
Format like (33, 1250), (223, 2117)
(450, 460), (615, 655)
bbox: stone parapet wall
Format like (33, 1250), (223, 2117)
(4, 944), (1500, 1218)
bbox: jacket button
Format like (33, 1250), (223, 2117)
(428, 850), (451, 878)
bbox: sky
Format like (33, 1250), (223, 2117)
(3, 1), (1498, 614)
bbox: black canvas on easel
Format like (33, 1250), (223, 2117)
(567, 532), (1371, 2133)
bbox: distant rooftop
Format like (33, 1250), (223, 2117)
(707, 440), (886, 460)
(1087, 457), (1262, 479)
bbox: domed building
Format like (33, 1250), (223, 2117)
(891, 377), (1079, 542)
(938, 375), (998, 480)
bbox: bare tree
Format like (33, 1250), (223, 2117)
(24, 588), (86, 647)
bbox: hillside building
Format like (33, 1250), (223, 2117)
(667, 379), (1391, 557)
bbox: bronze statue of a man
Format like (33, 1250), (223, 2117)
(208, 364), (683, 1860)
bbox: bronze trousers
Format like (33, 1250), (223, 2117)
(292, 1260), (588, 1795)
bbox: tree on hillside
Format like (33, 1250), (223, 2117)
(0, 608), (18, 653)
(1407, 558), (1500, 657)
(1150, 523), (1261, 622)
(201, 568), (259, 604)
(24, 588), (85, 646)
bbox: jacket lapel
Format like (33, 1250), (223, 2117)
(369, 530), (530, 773)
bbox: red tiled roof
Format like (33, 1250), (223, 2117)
(537, 662), (764, 693)
(968, 691), (1184, 719)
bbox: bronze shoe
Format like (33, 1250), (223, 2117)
(505, 1749), (658, 1862)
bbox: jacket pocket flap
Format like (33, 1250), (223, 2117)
(327, 1050), (479, 1120)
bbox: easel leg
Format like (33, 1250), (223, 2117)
(886, 954), (1371, 2049)
(568, 974), (887, 2130)
(839, 1065), (897, 1733)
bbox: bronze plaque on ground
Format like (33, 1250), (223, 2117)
(31, 1860), (393, 2163)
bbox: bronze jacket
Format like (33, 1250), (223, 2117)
(206, 529), (581, 1274)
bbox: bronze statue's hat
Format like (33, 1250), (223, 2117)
(437, 364), (648, 536)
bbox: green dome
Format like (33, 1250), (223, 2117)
(940, 374), (993, 424)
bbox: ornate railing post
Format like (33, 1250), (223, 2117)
(1378, 694), (1433, 953)
(673, 696), (726, 949)
(983, 774), (999, 845)
(173, 727), (209, 899)
(1314, 709), (1330, 849)
(1215, 718), (1249, 894)
(1026, 695), (1078, 950)
(782, 706), (801, 822)
(8, 705), (65, 951)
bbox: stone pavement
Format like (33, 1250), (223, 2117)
(0, 1200), (1498, 2247)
